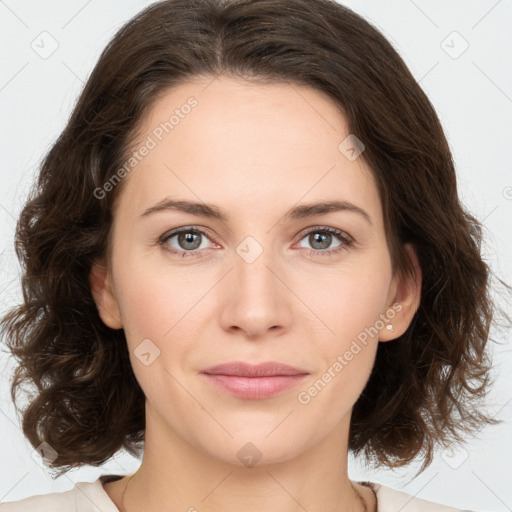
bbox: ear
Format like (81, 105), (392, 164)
(379, 242), (422, 341)
(89, 259), (123, 329)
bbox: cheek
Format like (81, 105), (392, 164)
(299, 257), (392, 344)
(113, 249), (203, 338)
(112, 263), (203, 404)
(294, 259), (391, 401)
(294, 284), (385, 425)
(112, 256), (216, 390)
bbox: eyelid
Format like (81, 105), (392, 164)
(295, 224), (351, 241)
(159, 225), (219, 250)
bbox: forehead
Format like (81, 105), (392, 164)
(117, 75), (382, 227)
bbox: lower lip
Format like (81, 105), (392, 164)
(202, 373), (309, 399)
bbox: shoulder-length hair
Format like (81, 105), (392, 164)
(1, 0), (510, 478)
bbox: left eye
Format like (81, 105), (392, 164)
(159, 226), (353, 258)
(295, 227), (352, 255)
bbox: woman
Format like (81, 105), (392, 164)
(1, 0), (509, 511)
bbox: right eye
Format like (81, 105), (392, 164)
(159, 226), (218, 257)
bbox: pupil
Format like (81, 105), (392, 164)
(312, 232), (330, 250)
(179, 232), (201, 250)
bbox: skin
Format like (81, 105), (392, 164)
(90, 75), (421, 512)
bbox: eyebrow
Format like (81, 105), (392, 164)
(140, 198), (372, 225)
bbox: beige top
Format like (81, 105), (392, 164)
(0, 474), (472, 512)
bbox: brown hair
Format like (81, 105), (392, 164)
(1, 0), (510, 478)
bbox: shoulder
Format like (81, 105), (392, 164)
(0, 476), (121, 512)
(368, 482), (474, 512)
(0, 485), (76, 512)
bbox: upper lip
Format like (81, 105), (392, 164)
(201, 361), (309, 377)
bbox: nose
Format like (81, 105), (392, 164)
(218, 245), (293, 339)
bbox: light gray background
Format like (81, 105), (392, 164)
(0, 1), (511, 510)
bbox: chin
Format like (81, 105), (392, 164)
(199, 430), (309, 469)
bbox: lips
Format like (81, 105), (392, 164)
(201, 361), (309, 377)
(200, 362), (310, 399)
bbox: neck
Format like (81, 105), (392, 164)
(117, 403), (372, 512)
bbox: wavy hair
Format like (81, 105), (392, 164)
(1, 0), (510, 478)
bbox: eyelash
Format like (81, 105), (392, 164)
(158, 226), (353, 259)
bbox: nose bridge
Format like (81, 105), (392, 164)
(220, 233), (290, 335)
(233, 233), (280, 298)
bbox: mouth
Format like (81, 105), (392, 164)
(200, 361), (310, 400)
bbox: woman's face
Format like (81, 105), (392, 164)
(92, 75), (420, 466)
